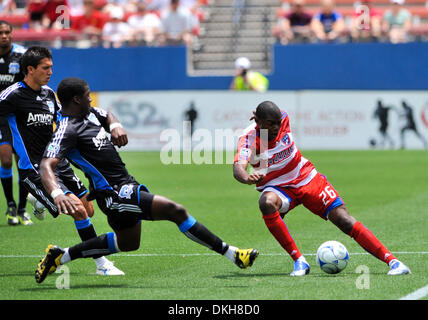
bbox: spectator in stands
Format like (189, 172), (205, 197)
(68, 0), (84, 16)
(127, 1), (162, 45)
(350, 0), (382, 42)
(102, 5), (130, 48)
(43, 0), (70, 29)
(311, 0), (345, 43)
(382, 0), (412, 43)
(0, 0), (16, 15)
(28, 0), (47, 31)
(71, 0), (107, 45)
(274, 0), (313, 45)
(230, 57), (269, 93)
(159, 0), (193, 46)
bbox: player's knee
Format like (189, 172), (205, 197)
(70, 203), (89, 221)
(169, 202), (188, 222)
(0, 156), (13, 168)
(328, 205), (355, 234)
(259, 196), (280, 215)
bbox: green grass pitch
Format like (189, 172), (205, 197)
(0, 150), (427, 300)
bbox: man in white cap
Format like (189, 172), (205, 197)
(230, 57), (269, 93)
(382, 0), (412, 43)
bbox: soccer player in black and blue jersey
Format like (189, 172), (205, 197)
(0, 46), (123, 275)
(35, 77), (259, 283)
(0, 20), (30, 225)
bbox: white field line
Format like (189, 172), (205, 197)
(399, 284), (428, 300)
(0, 251), (427, 258)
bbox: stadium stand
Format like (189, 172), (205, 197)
(0, 0), (427, 74)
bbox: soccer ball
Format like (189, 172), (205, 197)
(316, 241), (349, 274)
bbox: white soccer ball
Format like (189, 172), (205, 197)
(316, 240), (349, 274)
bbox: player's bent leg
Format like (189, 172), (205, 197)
(259, 191), (308, 275)
(149, 194), (259, 269)
(328, 205), (410, 275)
(327, 204), (356, 234)
(114, 222), (141, 252)
(79, 194), (94, 218)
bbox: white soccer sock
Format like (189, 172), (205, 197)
(60, 248), (71, 264)
(223, 245), (238, 262)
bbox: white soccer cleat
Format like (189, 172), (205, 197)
(387, 259), (411, 276)
(27, 193), (46, 220)
(290, 256), (310, 277)
(96, 260), (125, 276)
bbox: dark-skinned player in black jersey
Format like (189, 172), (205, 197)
(0, 20), (31, 225)
(0, 47), (124, 275)
(35, 77), (259, 283)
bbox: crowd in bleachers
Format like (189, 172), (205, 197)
(0, 0), (208, 47)
(272, 0), (425, 44)
(0, 0), (427, 48)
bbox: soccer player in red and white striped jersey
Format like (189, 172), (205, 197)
(233, 101), (411, 276)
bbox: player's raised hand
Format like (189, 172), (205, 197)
(246, 172), (265, 185)
(111, 126), (128, 148)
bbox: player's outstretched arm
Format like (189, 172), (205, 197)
(233, 162), (265, 185)
(40, 157), (78, 215)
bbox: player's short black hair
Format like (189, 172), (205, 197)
(0, 20), (12, 31)
(57, 77), (89, 107)
(255, 101), (281, 120)
(20, 46), (52, 76)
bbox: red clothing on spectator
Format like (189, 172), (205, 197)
(71, 10), (107, 31)
(44, 0), (69, 25)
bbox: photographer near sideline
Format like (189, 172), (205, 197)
(230, 57), (269, 93)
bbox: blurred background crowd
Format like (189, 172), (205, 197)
(0, 0), (426, 49)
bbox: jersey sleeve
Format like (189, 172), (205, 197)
(0, 90), (17, 117)
(90, 107), (109, 130)
(234, 130), (257, 164)
(44, 117), (76, 159)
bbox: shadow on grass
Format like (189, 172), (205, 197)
(214, 272), (286, 280)
(19, 283), (129, 291)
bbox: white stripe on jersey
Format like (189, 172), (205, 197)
(256, 168), (318, 190)
(46, 117), (68, 158)
(0, 82), (22, 100)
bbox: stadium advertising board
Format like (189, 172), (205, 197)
(98, 91), (428, 151)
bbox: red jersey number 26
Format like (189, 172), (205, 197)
(319, 186), (337, 206)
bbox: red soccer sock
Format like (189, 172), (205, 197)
(263, 211), (302, 261)
(349, 221), (396, 265)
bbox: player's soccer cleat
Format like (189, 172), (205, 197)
(27, 194), (46, 220)
(290, 256), (310, 276)
(96, 260), (125, 276)
(5, 203), (18, 226)
(387, 259), (411, 276)
(35, 245), (64, 283)
(17, 211), (34, 226)
(234, 248), (259, 269)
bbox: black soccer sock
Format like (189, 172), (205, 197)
(178, 215), (228, 255)
(74, 218), (103, 259)
(0, 167), (15, 205)
(68, 232), (119, 260)
(17, 179), (29, 213)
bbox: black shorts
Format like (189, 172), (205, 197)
(95, 183), (154, 231)
(0, 118), (12, 146)
(21, 160), (88, 218)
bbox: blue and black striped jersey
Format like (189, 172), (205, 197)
(0, 81), (60, 171)
(44, 107), (136, 194)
